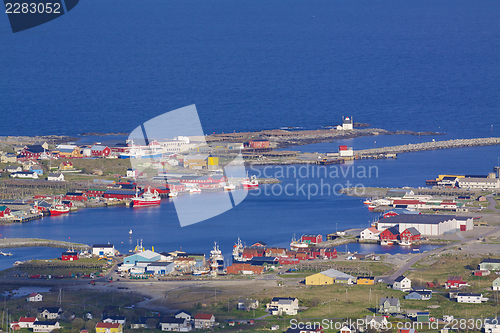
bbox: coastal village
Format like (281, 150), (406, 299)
(1, 123), (500, 333)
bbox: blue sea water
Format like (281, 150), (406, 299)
(0, 0), (499, 137)
(1, 0), (500, 267)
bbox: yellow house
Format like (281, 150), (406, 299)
(59, 161), (74, 170)
(357, 276), (375, 285)
(95, 323), (123, 333)
(305, 272), (335, 285)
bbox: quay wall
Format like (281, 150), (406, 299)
(356, 137), (500, 155)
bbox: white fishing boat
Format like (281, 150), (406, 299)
(290, 234), (308, 250)
(0, 251), (13, 256)
(168, 191), (178, 197)
(224, 182), (236, 191)
(189, 188), (201, 194)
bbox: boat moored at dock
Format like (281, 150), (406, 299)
(131, 188), (161, 207)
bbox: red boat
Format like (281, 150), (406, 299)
(49, 203), (70, 216)
(242, 174), (259, 188)
(132, 188), (161, 207)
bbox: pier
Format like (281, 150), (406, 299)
(356, 137), (500, 156)
(0, 238), (90, 250)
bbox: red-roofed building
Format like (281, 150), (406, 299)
(301, 234), (322, 244)
(380, 227), (400, 241)
(242, 248), (265, 259)
(400, 228), (421, 243)
(249, 140), (270, 149)
(445, 276), (467, 289)
(17, 317), (38, 328)
(27, 293), (43, 302)
(226, 264), (264, 275)
(360, 227), (380, 240)
(194, 314), (215, 329)
(91, 145), (111, 157)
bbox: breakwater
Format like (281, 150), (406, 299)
(0, 238), (90, 250)
(356, 137), (500, 155)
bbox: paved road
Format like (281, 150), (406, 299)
(384, 222), (500, 283)
(486, 194), (500, 212)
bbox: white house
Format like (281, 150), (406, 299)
(484, 317), (500, 333)
(360, 227), (380, 240)
(456, 293), (487, 303)
(10, 171), (38, 179)
(127, 168), (139, 178)
(267, 297), (299, 316)
(37, 307), (62, 320)
(492, 277), (500, 291)
(92, 244), (117, 256)
(393, 276), (412, 292)
(174, 311), (192, 322)
(27, 292), (43, 302)
(5, 165), (22, 173)
(32, 321), (60, 332)
(160, 318), (191, 332)
(103, 316), (126, 325)
(193, 314), (215, 329)
(47, 173), (65, 181)
(17, 317), (38, 328)
(457, 177), (500, 190)
(364, 315), (389, 330)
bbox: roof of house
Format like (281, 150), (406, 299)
(160, 317), (186, 324)
(382, 214), (471, 225)
(379, 297), (400, 306)
(365, 227), (380, 234)
(33, 321), (58, 326)
(174, 310), (191, 316)
(48, 173), (63, 177)
(383, 226), (400, 235)
(358, 276), (375, 280)
(482, 258), (500, 264)
(19, 317), (37, 323)
(318, 268), (355, 280)
(91, 145), (109, 151)
(92, 244), (114, 248)
(271, 297), (297, 302)
(457, 293), (482, 297)
(394, 276), (408, 283)
(194, 313), (214, 320)
(103, 316), (126, 320)
(403, 227), (421, 236)
(458, 178), (499, 183)
(365, 316), (387, 324)
(28, 292), (41, 297)
(24, 145), (45, 153)
(38, 307), (61, 314)
(96, 323), (121, 328)
(407, 291), (432, 297)
(447, 276), (463, 281)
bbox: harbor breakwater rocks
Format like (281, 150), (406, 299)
(0, 238), (90, 250)
(356, 137), (500, 155)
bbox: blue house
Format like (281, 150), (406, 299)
(30, 165), (44, 175)
(405, 290), (432, 300)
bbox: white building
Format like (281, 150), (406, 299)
(47, 173), (65, 181)
(10, 171), (38, 179)
(267, 297), (299, 316)
(457, 177), (500, 190)
(92, 244), (117, 256)
(339, 146), (354, 157)
(103, 316), (126, 325)
(484, 317), (500, 333)
(456, 293), (487, 303)
(193, 314), (215, 329)
(377, 214), (473, 236)
(32, 321), (60, 332)
(174, 311), (192, 322)
(27, 293), (43, 302)
(17, 317), (38, 328)
(342, 116), (353, 130)
(160, 318), (191, 332)
(493, 277), (500, 291)
(360, 227), (380, 240)
(393, 276), (412, 292)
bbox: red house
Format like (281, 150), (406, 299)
(301, 234), (323, 244)
(324, 247), (338, 259)
(242, 248), (265, 259)
(61, 251), (79, 261)
(90, 145), (111, 157)
(86, 189), (106, 198)
(19, 145), (45, 160)
(379, 227), (400, 241)
(0, 206), (12, 218)
(64, 191), (88, 202)
(249, 140), (270, 149)
(400, 228), (421, 242)
(226, 263), (264, 275)
(445, 276), (467, 289)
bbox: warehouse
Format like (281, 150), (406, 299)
(305, 268), (355, 285)
(377, 214), (473, 236)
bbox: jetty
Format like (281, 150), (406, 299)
(0, 238), (90, 250)
(356, 137), (500, 156)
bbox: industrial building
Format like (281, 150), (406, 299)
(305, 268), (356, 285)
(377, 214), (473, 236)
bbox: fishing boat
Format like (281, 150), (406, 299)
(49, 201), (70, 216)
(168, 191), (178, 197)
(224, 182), (236, 191)
(363, 198), (372, 205)
(189, 187), (201, 194)
(242, 174), (259, 188)
(232, 237), (250, 263)
(132, 188), (161, 207)
(0, 251), (13, 256)
(290, 235), (308, 250)
(192, 268), (210, 276)
(399, 240), (412, 246)
(380, 240), (394, 246)
(210, 242), (224, 275)
(129, 229), (133, 236)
